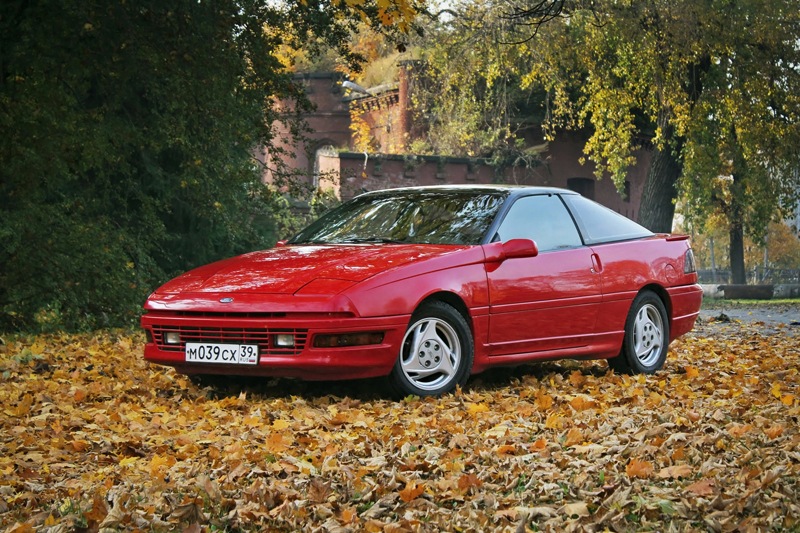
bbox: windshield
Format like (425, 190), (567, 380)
(289, 189), (507, 245)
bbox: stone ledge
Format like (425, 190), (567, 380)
(700, 284), (800, 299)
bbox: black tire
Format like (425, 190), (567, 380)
(608, 291), (669, 374)
(388, 301), (473, 397)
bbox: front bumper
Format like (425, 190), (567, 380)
(141, 310), (409, 380)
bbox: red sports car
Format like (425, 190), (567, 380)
(141, 185), (702, 396)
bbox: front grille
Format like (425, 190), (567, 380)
(170, 311), (288, 319)
(151, 325), (308, 356)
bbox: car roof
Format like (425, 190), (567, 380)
(357, 184), (579, 199)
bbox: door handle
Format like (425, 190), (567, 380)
(591, 253), (603, 274)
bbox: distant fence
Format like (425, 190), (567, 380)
(697, 268), (800, 285)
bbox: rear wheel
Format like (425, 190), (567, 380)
(389, 301), (473, 397)
(608, 291), (669, 374)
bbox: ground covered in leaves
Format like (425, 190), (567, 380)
(1, 310), (799, 532)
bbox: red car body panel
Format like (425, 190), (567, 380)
(142, 237), (701, 380)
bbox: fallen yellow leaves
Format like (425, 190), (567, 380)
(0, 318), (799, 531)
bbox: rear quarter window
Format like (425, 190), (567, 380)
(563, 194), (653, 244)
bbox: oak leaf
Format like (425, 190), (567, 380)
(309, 478), (333, 503)
(570, 396), (598, 411)
(727, 423), (753, 438)
(529, 437), (547, 451)
(197, 474), (221, 500)
(536, 391), (554, 410)
(148, 453), (175, 477)
(671, 446), (686, 461)
(569, 370), (586, 387)
(564, 427), (583, 447)
(685, 478), (715, 496)
(457, 473), (482, 492)
(545, 412), (563, 429)
(84, 494), (108, 523)
(770, 382), (782, 399)
(684, 366), (700, 379)
(496, 444), (517, 455)
(467, 402), (489, 414)
(517, 506), (558, 519)
(339, 506), (358, 523)
(70, 439), (91, 452)
(560, 502), (590, 518)
(399, 481), (425, 502)
(626, 458), (654, 479)
(364, 520), (387, 532)
(272, 419), (291, 430)
(657, 464), (693, 479)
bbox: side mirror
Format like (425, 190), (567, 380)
(275, 240), (288, 247)
(502, 238), (539, 259)
(483, 238), (539, 262)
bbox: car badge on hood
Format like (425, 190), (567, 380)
(219, 297), (234, 303)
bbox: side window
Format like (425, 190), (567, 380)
(563, 194), (652, 244)
(495, 195), (583, 251)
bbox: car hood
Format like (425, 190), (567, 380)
(154, 244), (467, 296)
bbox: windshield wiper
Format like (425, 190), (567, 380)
(288, 239), (331, 245)
(335, 237), (408, 244)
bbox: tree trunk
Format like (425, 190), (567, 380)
(637, 145), (681, 233)
(729, 220), (746, 284)
(729, 172), (747, 284)
(637, 114), (681, 233)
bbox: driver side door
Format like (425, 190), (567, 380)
(486, 194), (602, 356)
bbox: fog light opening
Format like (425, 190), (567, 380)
(313, 332), (385, 348)
(164, 331), (181, 345)
(275, 334), (295, 347)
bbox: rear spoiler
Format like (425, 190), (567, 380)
(665, 234), (690, 242)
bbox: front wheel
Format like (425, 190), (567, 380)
(388, 301), (473, 397)
(608, 291), (669, 374)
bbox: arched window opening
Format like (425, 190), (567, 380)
(567, 177), (595, 200)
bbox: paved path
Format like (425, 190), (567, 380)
(699, 306), (800, 326)
(696, 302), (800, 338)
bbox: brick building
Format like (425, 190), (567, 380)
(265, 66), (650, 219)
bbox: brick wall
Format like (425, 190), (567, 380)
(266, 70), (651, 221)
(319, 142), (648, 219)
(262, 73), (353, 179)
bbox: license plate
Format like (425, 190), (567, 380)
(185, 342), (259, 365)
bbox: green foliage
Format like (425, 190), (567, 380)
(405, 2), (546, 164)
(0, 0), (414, 332)
(516, 0), (800, 273)
(677, 0), (800, 239)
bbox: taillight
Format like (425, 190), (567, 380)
(684, 249), (697, 274)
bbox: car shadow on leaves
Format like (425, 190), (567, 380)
(183, 360), (614, 401)
(467, 360), (612, 392)
(187, 374), (392, 402)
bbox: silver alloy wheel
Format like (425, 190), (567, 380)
(400, 316), (461, 392)
(633, 303), (664, 367)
